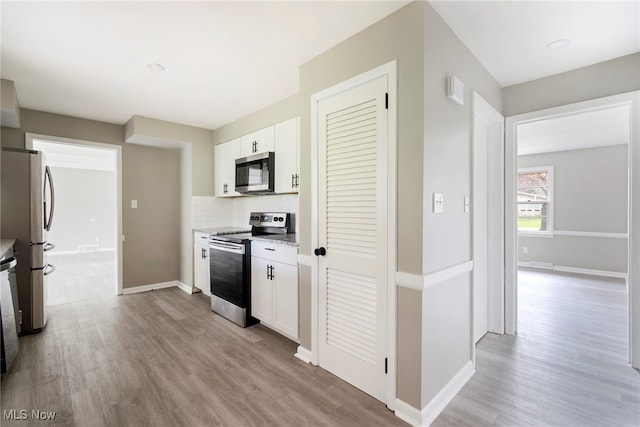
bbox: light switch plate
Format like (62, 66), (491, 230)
(433, 193), (444, 214)
(131, 200), (138, 209)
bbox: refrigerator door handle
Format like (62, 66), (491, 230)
(43, 264), (56, 276)
(44, 165), (55, 232)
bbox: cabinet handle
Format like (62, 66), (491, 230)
(202, 248), (207, 259)
(252, 141), (257, 153)
(223, 183), (228, 194)
(295, 173), (299, 188)
(267, 264), (274, 280)
(291, 173), (295, 188)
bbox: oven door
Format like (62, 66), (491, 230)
(209, 240), (247, 307)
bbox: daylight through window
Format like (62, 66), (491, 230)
(517, 166), (553, 234)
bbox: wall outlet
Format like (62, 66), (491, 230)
(464, 196), (470, 213)
(131, 200), (138, 209)
(522, 247), (528, 254)
(433, 193), (444, 214)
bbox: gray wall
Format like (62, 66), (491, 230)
(518, 145), (628, 273)
(1, 109), (181, 289)
(419, 1), (503, 407)
(504, 53), (640, 117)
(47, 167), (117, 252)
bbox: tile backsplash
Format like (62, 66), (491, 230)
(192, 195), (299, 232)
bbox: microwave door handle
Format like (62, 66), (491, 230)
(44, 166), (55, 231)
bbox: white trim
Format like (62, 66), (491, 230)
(423, 261), (473, 290)
(297, 254), (313, 267)
(519, 261), (628, 280)
(121, 280), (178, 295)
(175, 281), (194, 294)
(25, 133), (124, 296)
(394, 399), (423, 427)
(553, 230), (628, 239)
(472, 91), (506, 341)
(422, 361), (475, 426)
(396, 272), (424, 291)
(396, 261), (474, 292)
(294, 346), (314, 364)
(310, 60), (398, 407)
(48, 248), (116, 256)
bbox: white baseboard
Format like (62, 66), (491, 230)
(121, 280), (179, 295)
(294, 346), (313, 364)
(48, 247), (116, 256)
(422, 361), (475, 426)
(395, 399), (423, 427)
(394, 361), (475, 426)
(519, 261), (628, 280)
(176, 281), (194, 294)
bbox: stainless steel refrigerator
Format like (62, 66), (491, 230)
(1, 148), (55, 334)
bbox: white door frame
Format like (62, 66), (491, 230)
(25, 133), (124, 295)
(472, 92), (505, 346)
(504, 91), (640, 368)
(310, 60), (398, 408)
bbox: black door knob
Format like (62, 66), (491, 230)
(314, 247), (326, 256)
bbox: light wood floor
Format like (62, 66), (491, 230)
(47, 251), (115, 306)
(1, 288), (403, 426)
(434, 269), (640, 427)
(3, 270), (639, 426)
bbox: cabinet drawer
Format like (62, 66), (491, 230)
(194, 232), (210, 243)
(251, 241), (297, 265)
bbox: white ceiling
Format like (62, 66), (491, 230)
(0, 1), (410, 130)
(517, 104), (630, 156)
(1, 1), (638, 131)
(431, 0), (640, 87)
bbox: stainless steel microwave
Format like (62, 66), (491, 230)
(235, 152), (275, 194)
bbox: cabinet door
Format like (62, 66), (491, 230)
(215, 139), (241, 197)
(240, 126), (275, 157)
(275, 117), (300, 194)
(194, 243), (210, 296)
(251, 256), (273, 323)
(272, 262), (299, 340)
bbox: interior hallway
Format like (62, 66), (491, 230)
(434, 269), (639, 426)
(47, 250), (115, 306)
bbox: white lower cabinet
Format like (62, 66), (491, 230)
(194, 232), (210, 296)
(251, 241), (298, 341)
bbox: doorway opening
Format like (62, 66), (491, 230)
(505, 92), (638, 368)
(26, 135), (122, 305)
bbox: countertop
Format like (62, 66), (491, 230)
(0, 239), (16, 258)
(194, 229), (298, 247)
(251, 234), (299, 247)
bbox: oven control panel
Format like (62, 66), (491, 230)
(249, 212), (290, 227)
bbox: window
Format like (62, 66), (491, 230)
(517, 166), (553, 235)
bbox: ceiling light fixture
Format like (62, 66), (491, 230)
(546, 39), (570, 50)
(145, 62), (165, 72)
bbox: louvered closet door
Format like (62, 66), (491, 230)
(317, 75), (388, 402)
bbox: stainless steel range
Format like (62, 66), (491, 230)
(208, 212), (293, 327)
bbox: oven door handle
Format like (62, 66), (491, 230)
(209, 242), (245, 255)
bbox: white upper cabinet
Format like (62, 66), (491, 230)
(240, 125), (275, 157)
(215, 138), (241, 197)
(275, 117), (300, 194)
